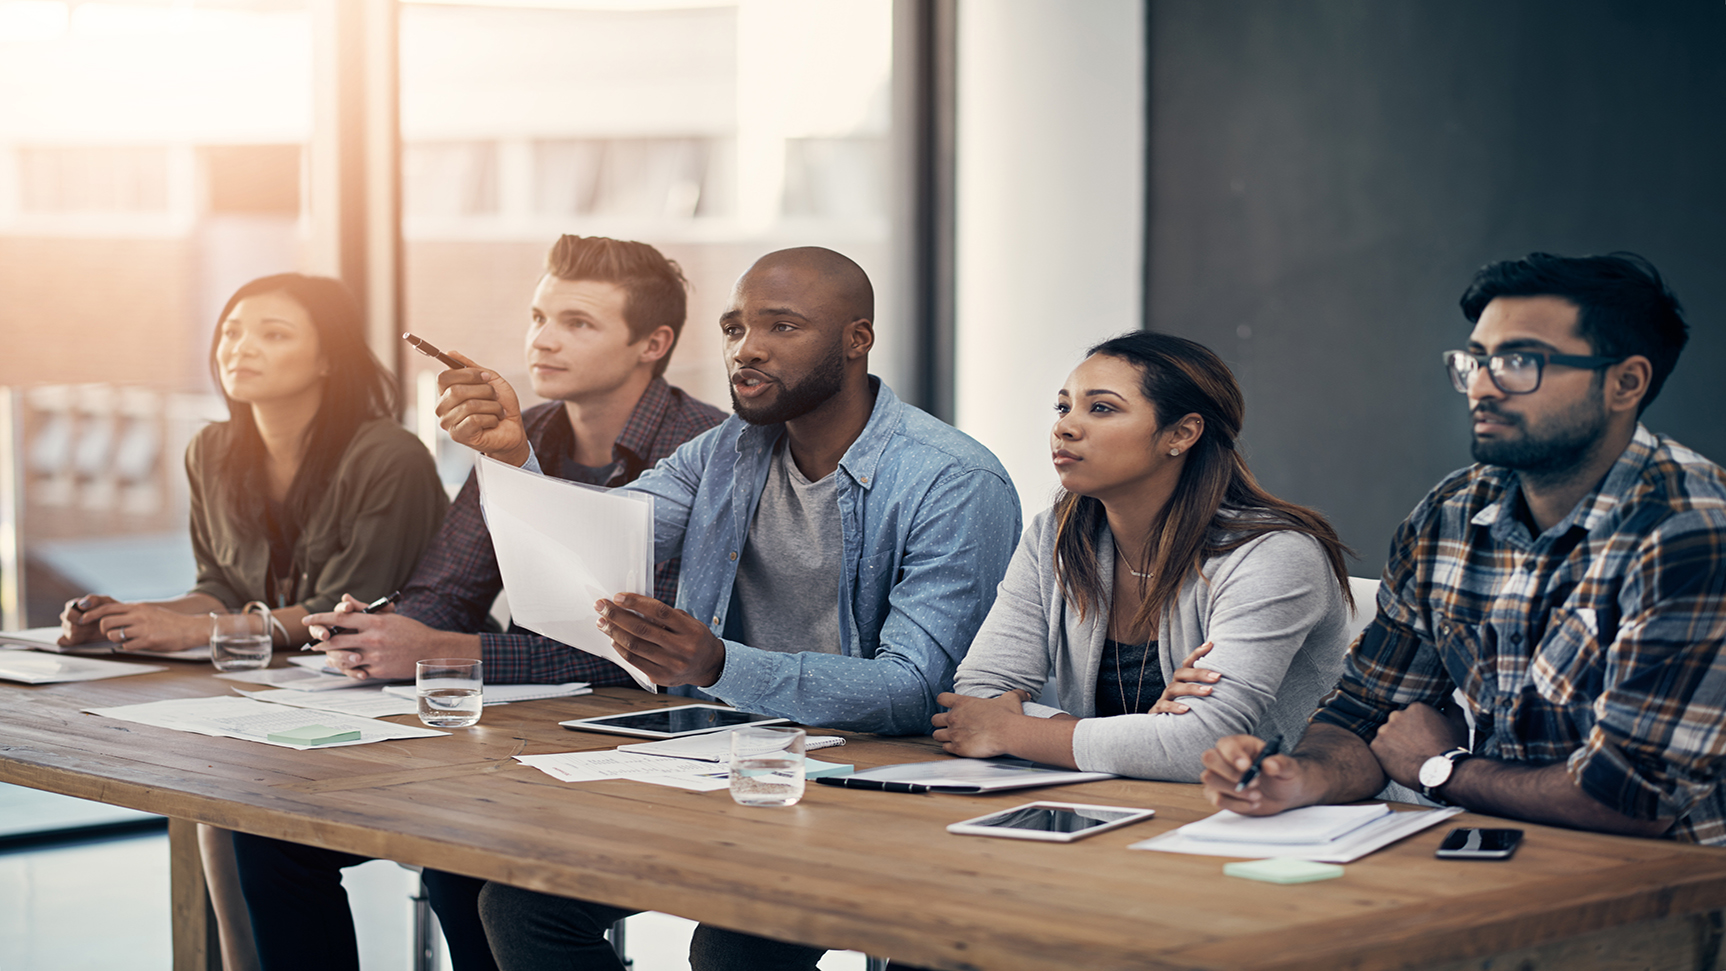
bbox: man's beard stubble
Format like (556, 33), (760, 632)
(729, 339), (847, 426)
(1470, 383), (1609, 480)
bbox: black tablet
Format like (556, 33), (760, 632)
(558, 704), (788, 739)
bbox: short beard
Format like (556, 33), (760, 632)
(729, 340), (846, 426)
(1470, 384), (1609, 480)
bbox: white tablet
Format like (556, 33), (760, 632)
(946, 801), (1157, 842)
(558, 704), (788, 739)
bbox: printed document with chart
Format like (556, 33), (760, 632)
(476, 454), (658, 691)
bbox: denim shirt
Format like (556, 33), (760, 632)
(529, 378), (1021, 734)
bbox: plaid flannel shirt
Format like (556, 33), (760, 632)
(398, 377), (724, 685)
(1314, 425), (1726, 843)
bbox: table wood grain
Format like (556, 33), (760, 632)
(3, 659), (1724, 970)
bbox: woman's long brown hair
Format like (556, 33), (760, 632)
(1053, 332), (1353, 640)
(208, 274), (397, 539)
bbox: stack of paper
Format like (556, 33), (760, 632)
(382, 683), (592, 705)
(230, 682), (593, 719)
(234, 687), (419, 718)
(84, 696), (448, 749)
(1, 626), (209, 661)
(217, 666), (372, 691)
(517, 750), (735, 791)
(516, 749), (854, 792)
(0, 652), (166, 683)
(0, 627), (89, 651)
(1130, 803), (1461, 863)
(617, 733), (845, 762)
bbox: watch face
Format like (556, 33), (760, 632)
(1419, 754), (1453, 789)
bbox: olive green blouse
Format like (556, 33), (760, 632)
(185, 417), (448, 615)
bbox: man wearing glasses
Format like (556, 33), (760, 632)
(1200, 251), (1726, 844)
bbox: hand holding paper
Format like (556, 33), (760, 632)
(476, 455), (658, 691)
(596, 593), (726, 688)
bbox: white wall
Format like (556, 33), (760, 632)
(954, 0), (1145, 519)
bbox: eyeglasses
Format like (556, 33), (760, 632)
(1441, 349), (1623, 395)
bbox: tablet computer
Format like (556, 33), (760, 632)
(558, 704), (788, 739)
(946, 801), (1156, 842)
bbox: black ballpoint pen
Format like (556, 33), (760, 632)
(814, 778), (983, 794)
(1234, 733), (1285, 792)
(402, 332), (464, 369)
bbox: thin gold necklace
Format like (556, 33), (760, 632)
(1112, 548), (1155, 712)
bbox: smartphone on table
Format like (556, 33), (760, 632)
(1435, 827), (1523, 860)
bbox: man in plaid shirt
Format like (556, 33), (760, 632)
(1202, 252), (1726, 844)
(304, 234), (724, 688)
(234, 235), (724, 971)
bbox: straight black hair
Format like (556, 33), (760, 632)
(1459, 252), (1688, 414)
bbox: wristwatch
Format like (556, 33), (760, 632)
(1418, 747), (1474, 804)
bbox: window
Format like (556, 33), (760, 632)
(18, 146), (171, 213)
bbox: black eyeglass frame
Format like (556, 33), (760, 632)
(1441, 349), (1624, 395)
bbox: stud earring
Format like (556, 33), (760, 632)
(1170, 448), (1181, 456)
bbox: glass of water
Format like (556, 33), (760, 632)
(416, 658), (483, 728)
(209, 609), (271, 672)
(729, 726), (806, 807)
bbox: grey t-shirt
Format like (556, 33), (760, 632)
(722, 438), (844, 656)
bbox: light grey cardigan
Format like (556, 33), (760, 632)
(954, 509), (1351, 782)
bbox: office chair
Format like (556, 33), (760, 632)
(410, 877), (632, 971)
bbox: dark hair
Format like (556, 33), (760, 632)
(1052, 332), (1353, 638)
(544, 235), (690, 378)
(1459, 252), (1688, 414)
(207, 274), (396, 538)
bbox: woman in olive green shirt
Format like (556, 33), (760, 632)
(59, 273), (446, 650)
(57, 273), (447, 971)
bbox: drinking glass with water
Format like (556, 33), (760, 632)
(416, 658), (482, 728)
(210, 603), (272, 672)
(729, 726), (806, 807)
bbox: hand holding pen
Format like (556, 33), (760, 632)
(307, 590), (401, 646)
(1199, 732), (1311, 816)
(405, 332), (531, 466)
(1235, 733), (1283, 792)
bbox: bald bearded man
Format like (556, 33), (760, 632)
(439, 247), (1022, 971)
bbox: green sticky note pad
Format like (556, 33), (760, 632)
(267, 724), (361, 746)
(1223, 859), (1345, 885)
(803, 758), (854, 780)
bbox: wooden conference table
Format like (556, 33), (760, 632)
(3, 661), (1725, 971)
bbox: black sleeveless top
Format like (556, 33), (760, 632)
(1095, 639), (1165, 716)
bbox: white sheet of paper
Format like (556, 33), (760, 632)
(476, 455), (657, 692)
(1178, 803), (1391, 844)
(1129, 806), (1462, 863)
(235, 687), (419, 718)
(515, 750), (732, 791)
(85, 695), (446, 748)
(381, 682), (593, 705)
(0, 627), (207, 659)
(215, 667), (371, 691)
(0, 652), (167, 683)
(617, 732), (847, 763)
(0, 627), (91, 651)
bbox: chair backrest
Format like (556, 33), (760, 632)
(1344, 576), (1381, 649)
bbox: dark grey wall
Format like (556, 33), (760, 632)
(1145, 0), (1726, 576)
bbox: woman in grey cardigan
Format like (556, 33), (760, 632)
(933, 332), (1355, 782)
